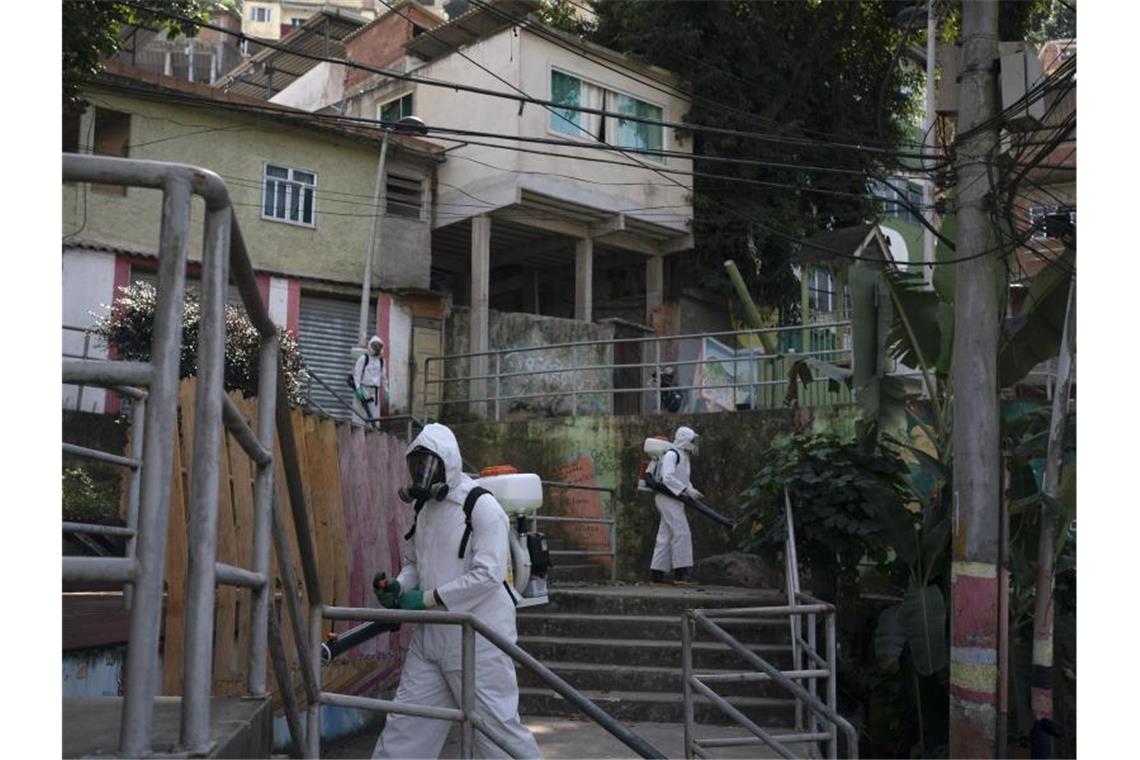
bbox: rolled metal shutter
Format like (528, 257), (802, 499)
(297, 294), (374, 421)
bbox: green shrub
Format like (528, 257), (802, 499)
(92, 281), (308, 406)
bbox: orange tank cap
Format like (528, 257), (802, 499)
(478, 464), (519, 477)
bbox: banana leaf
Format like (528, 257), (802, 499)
(899, 583), (947, 676)
(998, 248), (1075, 387)
(875, 604), (906, 668)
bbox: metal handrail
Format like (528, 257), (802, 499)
(63, 154), (663, 759)
(423, 322), (853, 420)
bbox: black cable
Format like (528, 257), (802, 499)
(118, 0), (948, 164)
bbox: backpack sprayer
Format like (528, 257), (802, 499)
(322, 467), (551, 664)
(638, 436), (736, 530)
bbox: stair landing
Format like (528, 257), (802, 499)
(62, 696), (272, 758)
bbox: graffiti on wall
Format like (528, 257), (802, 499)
(547, 452), (612, 562)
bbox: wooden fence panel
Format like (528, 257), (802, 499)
(156, 380), (411, 710)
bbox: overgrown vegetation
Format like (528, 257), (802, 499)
(63, 465), (121, 521)
(92, 281), (309, 406)
(736, 426), (950, 756)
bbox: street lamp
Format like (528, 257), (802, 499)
(357, 114), (428, 343)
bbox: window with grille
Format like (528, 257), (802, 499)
(262, 164), (316, 227)
(807, 268), (837, 313)
(386, 172), (423, 219)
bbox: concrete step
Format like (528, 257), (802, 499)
(550, 563), (609, 583)
(517, 686), (796, 726)
(544, 583), (787, 617)
(516, 660), (795, 700)
(517, 611), (788, 644)
(517, 635), (794, 671)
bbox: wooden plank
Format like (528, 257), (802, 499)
(322, 417), (350, 617)
(228, 393), (257, 688)
(304, 414), (335, 635)
(161, 382), (194, 695)
(212, 414), (239, 684)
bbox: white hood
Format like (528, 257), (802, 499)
(673, 426), (699, 452)
(407, 422), (465, 492)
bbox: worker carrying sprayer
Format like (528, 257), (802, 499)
(350, 335), (387, 429)
(371, 423), (542, 759)
(640, 426), (735, 586)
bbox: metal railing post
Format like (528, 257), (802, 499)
(248, 334), (279, 696)
(461, 622), (476, 757)
(682, 613), (694, 759)
(808, 612), (820, 752)
(571, 347), (578, 418)
(76, 329), (91, 410)
(181, 203), (232, 753)
(307, 605), (323, 759)
(494, 351), (501, 422)
(654, 340), (662, 414)
(119, 175), (193, 758)
(826, 612), (839, 759)
(123, 395), (146, 611)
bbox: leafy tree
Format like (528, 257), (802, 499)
(586, 0), (923, 316)
(62, 0), (213, 108)
(92, 281), (310, 407)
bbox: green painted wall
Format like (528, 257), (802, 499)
(449, 405), (861, 581)
(63, 84), (432, 287)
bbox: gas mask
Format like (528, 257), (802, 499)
(397, 446), (450, 503)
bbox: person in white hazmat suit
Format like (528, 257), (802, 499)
(372, 423), (542, 759)
(650, 426), (703, 586)
(352, 336), (387, 428)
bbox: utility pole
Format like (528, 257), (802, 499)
(949, 1), (1002, 757)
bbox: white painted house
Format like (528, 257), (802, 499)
(271, 0), (694, 361)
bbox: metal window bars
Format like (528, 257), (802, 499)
(422, 323), (854, 422)
(679, 488), (859, 759)
(62, 154), (663, 759)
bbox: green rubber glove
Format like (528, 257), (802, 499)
(372, 572), (402, 609)
(399, 589), (428, 610)
(354, 386), (368, 403)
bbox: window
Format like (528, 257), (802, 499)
(875, 177), (924, 226)
(550, 70), (665, 158)
(250, 6), (271, 23)
(807, 268), (837, 313)
(262, 164), (316, 227)
(386, 172), (423, 219)
(1028, 204), (1075, 240)
(614, 93), (663, 153)
(93, 107), (131, 196)
(291, 17), (305, 27)
(550, 70), (583, 136)
(379, 93), (414, 124)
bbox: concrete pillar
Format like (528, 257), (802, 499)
(646, 255), (663, 325)
(470, 215), (491, 416)
(575, 238), (593, 322)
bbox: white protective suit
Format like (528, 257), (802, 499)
(353, 342), (386, 424)
(650, 426), (701, 574)
(373, 423), (541, 760)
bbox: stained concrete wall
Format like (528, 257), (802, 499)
(449, 404), (861, 581)
(443, 307), (617, 417)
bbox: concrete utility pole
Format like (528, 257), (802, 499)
(949, 1), (1003, 757)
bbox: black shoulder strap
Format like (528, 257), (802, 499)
(458, 487), (492, 559)
(403, 497), (428, 541)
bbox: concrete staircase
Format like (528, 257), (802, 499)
(516, 583), (797, 727)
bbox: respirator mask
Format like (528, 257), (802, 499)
(397, 446), (449, 503)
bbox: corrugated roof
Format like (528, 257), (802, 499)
(219, 9), (367, 99)
(404, 0), (541, 62)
